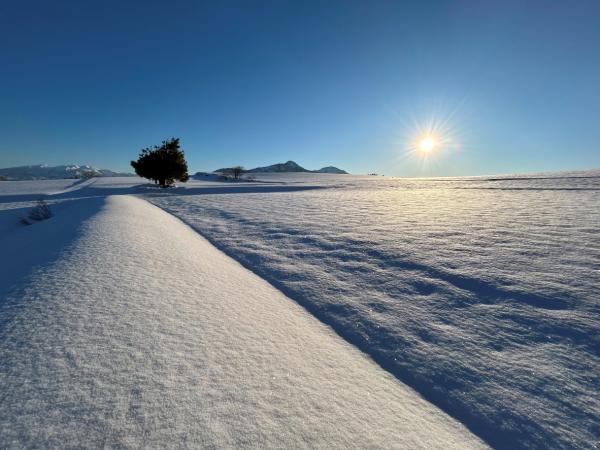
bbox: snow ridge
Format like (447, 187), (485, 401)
(0, 194), (484, 448)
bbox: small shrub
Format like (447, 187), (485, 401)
(20, 200), (53, 225)
(29, 200), (53, 221)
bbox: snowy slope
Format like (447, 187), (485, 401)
(0, 194), (484, 448)
(146, 171), (600, 449)
(0, 164), (132, 180)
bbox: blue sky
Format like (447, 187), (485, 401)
(1, 0), (599, 176)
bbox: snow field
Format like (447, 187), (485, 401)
(146, 172), (600, 449)
(0, 194), (485, 448)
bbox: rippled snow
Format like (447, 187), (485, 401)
(146, 171), (600, 448)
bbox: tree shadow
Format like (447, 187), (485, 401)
(0, 182), (323, 205)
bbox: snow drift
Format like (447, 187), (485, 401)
(0, 193), (483, 448)
(146, 171), (600, 449)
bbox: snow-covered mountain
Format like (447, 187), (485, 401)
(215, 160), (348, 174)
(0, 164), (133, 180)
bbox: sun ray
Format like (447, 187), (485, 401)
(401, 106), (464, 163)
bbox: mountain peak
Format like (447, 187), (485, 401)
(315, 166), (348, 174)
(215, 161), (348, 174)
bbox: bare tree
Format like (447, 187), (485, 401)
(232, 166), (244, 180)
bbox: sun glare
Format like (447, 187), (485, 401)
(399, 106), (463, 166)
(418, 136), (436, 153)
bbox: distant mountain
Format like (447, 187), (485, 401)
(314, 166), (348, 174)
(246, 161), (310, 173)
(215, 161), (348, 174)
(0, 164), (134, 180)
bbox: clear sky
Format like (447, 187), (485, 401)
(1, 0), (599, 176)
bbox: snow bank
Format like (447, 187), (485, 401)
(0, 195), (484, 448)
(0, 179), (81, 197)
(146, 171), (600, 448)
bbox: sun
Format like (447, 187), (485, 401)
(401, 110), (462, 163)
(417, 136), (437, 153)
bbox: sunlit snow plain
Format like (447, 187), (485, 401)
(0, 171), (598, 448)
(146, 171), (600, 449)
(0, 189), (484, 449)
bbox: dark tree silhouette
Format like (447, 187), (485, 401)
(232, 166), (244, 180)
(131, 138), (189, 188)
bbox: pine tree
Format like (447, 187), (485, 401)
(131, 138), (189, 188)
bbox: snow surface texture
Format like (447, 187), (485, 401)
(146, 171), (600, 449)
(0, 193), (484, 448)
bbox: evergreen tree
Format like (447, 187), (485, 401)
(131, 138), (189, 187)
